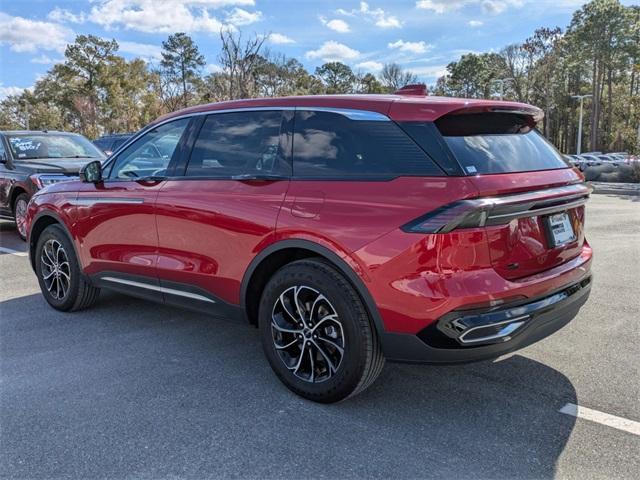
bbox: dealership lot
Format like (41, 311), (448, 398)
(1, 194), (638, 479)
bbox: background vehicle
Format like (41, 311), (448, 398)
(0, 130), (105, 239)
(26, 92), (592, 402)
(93, 133), (133, 156)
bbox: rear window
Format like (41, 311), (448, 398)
(435, 113), (569, 175)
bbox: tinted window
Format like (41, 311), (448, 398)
(435, 113), (569, 175)
(292, 110), (443, 178)
(110, 118), (189, 180)
(186, 111), (285, 177)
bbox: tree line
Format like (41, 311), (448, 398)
(0, 0), (637, 153)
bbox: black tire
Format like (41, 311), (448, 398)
(259, 258), (384, 403)
(13, 193), (29, 241)
(35, 224), (100, 312)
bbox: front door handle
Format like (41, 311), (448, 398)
(136, 176), (166, 184)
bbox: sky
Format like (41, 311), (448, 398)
(0, 0), (636, 99)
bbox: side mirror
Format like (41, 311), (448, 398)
(79, 160), (103, 183)
(0, 151), (7, 163)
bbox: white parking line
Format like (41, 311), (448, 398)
(560, 403), (640, 436)
(0, 246), (28, 257)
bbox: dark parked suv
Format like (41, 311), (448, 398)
(93, 133), (133, 156)
(0, 131), (105, 239)
(25, 91), (593, 402)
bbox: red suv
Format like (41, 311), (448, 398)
(26, 90), (592, 403)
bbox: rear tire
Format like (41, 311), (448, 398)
(13, 193), (29, 241)
(259, 259), (384, 403)
(35, 225), (100, 311)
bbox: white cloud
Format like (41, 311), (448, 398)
(356, 60), (383, 71)
(388, 39), (431, 54)
(30, 55), (60, 65)
(481, 0), (507, 14)
(267, 33), (295, 44)
(468, 20), (483, 27)
(305, 41), (360, 62)
(0, 84), (26, 99)
(410, 64), (448, 78)
(47, 7), (87, 24)
(118, 41), (162, 60)
(338, 2), (401, 29)
(89, 0), (255, 33)
(226, 7), (262, 26)
(415, 0), (462, 13)
(415, 0), (521, 15)
(320, 17), (350, 33)
(205, 63), (224, 74)
(0, 13), (72, 53)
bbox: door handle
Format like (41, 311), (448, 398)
(136, 176), (166, 184)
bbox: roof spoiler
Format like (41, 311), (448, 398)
(394, 84), (428, 96)
(443, 105), (544, 124)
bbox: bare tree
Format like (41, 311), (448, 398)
(218, 30), (267, 99)
(380, 63), (418, 91)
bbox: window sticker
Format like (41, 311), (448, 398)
(10, 138), (41, 152)
(465, 165), (478, 174)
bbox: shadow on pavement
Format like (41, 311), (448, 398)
(1, 291), (577, 479)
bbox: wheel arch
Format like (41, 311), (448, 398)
(240, 239), (386, 335)
(29, 211), (79, 272)
(9, 185), (28, 212)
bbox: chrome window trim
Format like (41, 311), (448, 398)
(294, 107), (390, 121)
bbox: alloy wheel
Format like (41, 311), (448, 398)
(40, 239), (71, 300)
(14, 198), (28, 238)
(271, 285), (345, 383)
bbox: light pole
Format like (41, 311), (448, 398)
(491, 78), (514, 100)
(571, 94), (592, 155)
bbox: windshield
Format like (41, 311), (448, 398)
(7, 134), (104, 160)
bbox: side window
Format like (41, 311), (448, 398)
(110, 118), (189, 180)
(293, 110), (444, 179)
(186, 111), (285, 177)
(0, 138), (6, 158)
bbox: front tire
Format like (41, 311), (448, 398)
(35, 225), (100, 311)
(259, 259), (384, 403)
(13, 193), (29, 241)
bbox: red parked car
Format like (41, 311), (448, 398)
(26, 88), (593, 403)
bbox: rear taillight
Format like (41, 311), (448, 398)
(401, 183), (592, 234)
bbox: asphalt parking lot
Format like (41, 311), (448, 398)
(1, 194), (638, 479)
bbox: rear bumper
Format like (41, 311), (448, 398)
(380, 275), (591, 364)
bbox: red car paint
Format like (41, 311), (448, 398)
(26, 94), (592, 363)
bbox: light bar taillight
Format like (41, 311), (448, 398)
(401, 183), (592, 234)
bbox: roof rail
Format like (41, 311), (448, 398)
(394, 84), (428, 96)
